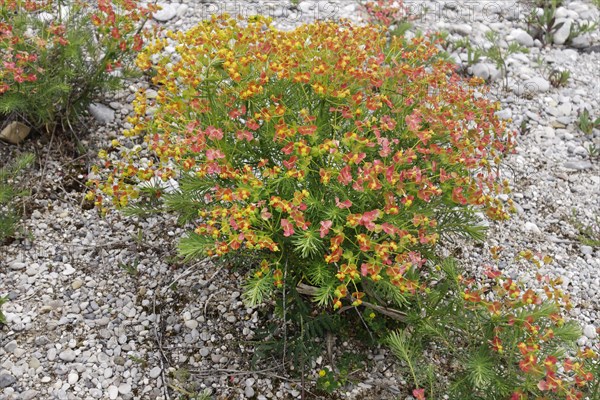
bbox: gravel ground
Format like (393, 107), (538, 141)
(1, 1), (599, 399)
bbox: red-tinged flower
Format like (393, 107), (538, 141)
(236, 130), (253, 141)
(522, 289), (539, 305)
(297, 124), (317, 135)
(412, 388), (425, 400)
(282, 156), (298, 169)
(206, 126), (224, 140)
(462, 290), (481, 303)
(281, 219), (294, 237)
(485, 268), (502, 280)
(335, 197), (352, 209)
(543, 356), (558, 371)
(510, 390), (526, 400)
(519, 353), (538, 373)
(359, 209), (380, 231)
(206, 149), (225, 161)
(489, 336), (503, 353)
(337, 165), (352, 185)
(405, 111), (421, 132)
(319, 220), (333, 238)
(246, 119), (260, 130)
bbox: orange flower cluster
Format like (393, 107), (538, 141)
(459, 254), (597, 399)
(93, 15), (516, 309)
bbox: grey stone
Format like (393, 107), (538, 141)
(153, 3), (178, 22)
(245, 386), (255, 398)
(511, 28), (534, 47)
(67, 372), (79, 384)
(553, 18), (572, 45)
(176, 4), (189, 17)
(0, 122), (30, 145)
(570, 34), (590, 48)
(4, 340), (17, 353)
(0, 374), (16, 388)
(118, 383), (132, 395)
(583, 324), (597, 339)
(472, 63), (500, 81)
(108, 385), (119, 400)
(149, 366), (162, 379)
(581, 246), (593, 255)
(59, 349), (76, 362)
(88, 103), (115, 124)
(9, 261), (26, 270)
(62, 264), (76, 276)
(564, 161), (593, 170)
(514, 77), (550, 96)
(21, 390), (39, 400)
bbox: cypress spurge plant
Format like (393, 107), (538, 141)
(0, 0), (157, 132)
(387, 252), (598, 399)
(91, 15), (516, 314)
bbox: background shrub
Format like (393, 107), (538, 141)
(0, 152), (33, 242)
(0, 0), (156, 133)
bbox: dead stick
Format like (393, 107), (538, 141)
(296, 283), (407, 322)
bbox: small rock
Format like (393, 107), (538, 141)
(185, 320), (199, 330)
(472, 62), (500, 81)
(88, 103), (115, 124)
(153, 3), (178, 21)
(583, 325), (598, 339)
(581, 246), (593, 255)
(176, 4), (188, 17)
(524, 222), (542, 234)
(107, 385), (119, 400)
(245, 386), (255, 398)
(4, 340), (18, 353)
(71, 279), (84, 290)
(515, 77), (550, 95)
(118, 383), (132, 395)
(495, 109), (512, 120)
(511, 28), (534, 47)
(564, 161), (593, 170)
(59, 349), (76, 362)
(0, 374), (16, 388)
(0, 121), (31, 145)
(553, 18), (572, 45)
(67, 372), (79, 384)
(449, 23), (472, 36)
(149, 366), (162, 379)
(62, 264), (76, 276)
(21, 390), (39, 400)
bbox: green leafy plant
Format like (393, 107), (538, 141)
(386, 253), (598, 399)
(576, 108), (600, 135)
(548, 68), (570, 88)
(0, 0), (156, 133)
(484, 30), (529, 90)
(0, 294), (8, 325)
(569, 209), (600, 247)
(0, 152), (34, 242)
(92, 15), (516, 317)
(452, 37), (483, 67)
(316, 366), (342, 393)
(525, 0), (565, 45)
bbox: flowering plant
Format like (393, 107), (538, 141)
(0, 0), (156, 131)
(91, 14), (516, 313)
(387, 251), (598, 399)
(361, 0), (413, 27)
